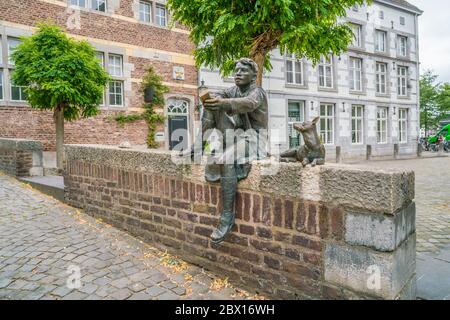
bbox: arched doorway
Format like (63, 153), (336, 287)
(167, 99), (189, 151)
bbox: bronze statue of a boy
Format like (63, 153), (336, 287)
(199, 58), (268, 243)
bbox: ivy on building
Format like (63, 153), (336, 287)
(114, 66), (168, 148)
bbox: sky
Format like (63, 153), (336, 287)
(408, 0), (450, 83)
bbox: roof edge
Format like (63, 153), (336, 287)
(374, 0), (423, 15)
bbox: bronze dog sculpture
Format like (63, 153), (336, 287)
(279, 116), (325, 167)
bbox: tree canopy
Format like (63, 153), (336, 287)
(168, 0), (368, 83)
(420, 70), (450, 132)
(11, 22), (110, 120)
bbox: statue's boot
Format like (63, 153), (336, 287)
(211, 176), (237, 244)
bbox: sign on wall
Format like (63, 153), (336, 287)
(173, 66), (185, 81)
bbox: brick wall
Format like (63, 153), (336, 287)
(0, 0), (198, 151)
(64, 145), (417, 299)
(0, 107), (149, 151)
(0, 138), (43, 176)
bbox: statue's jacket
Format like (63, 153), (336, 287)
(201, 84), (269, 182)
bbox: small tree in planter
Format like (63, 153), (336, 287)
(11, 23), (110, 170)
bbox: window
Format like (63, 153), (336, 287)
(400, 16), (405, 26)
(398, 108), (408, 143)
(92, 0), (106, 12)
(0, 36), (2, 64)
(377, 107), (388, 143)
(318, 56), (333, 88)
(108, 54), (123, 77)
(375, 30), (387, 52)
(139, 0), (152, 23)
(379, 11), (384, 19)
(350, 23), (362, 47)
(320, 104), (334, 145)
(0, 70), (3, 100)
(287, 101), (305, 148)
(69, 0), (86, 7)
(398, 36), (407, 57)
(10, 72), (27, 101)
(109, 81), (123, 106)
(156, 4), (167, 26)
(352, 105), (364, 144)
(352, 4), (359, 12)
(349, 57), (362, 91)
(397, 66), (408, 96)
(376, 62), (387, 94)
(286, 54), (303, 85)
(8, 38), (22, 65)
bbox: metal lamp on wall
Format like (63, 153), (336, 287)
(144, 86), (155, 103)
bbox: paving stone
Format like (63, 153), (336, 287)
(157, 291), (180, 300)
(0, 175), (253, 301)
(128, 291), (153, 300)
(79, 283), (98, 295)
(171, 286), (187, 296)
(51, 286), (73, 298)
(109, 288), (132, 300)
(145, 286), (165, 297)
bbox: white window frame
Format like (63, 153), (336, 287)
(286, 54), (304, 85)
(109, 80), (123, 107)
(318, 56), (333, 89)
(320, 104), (335, 145)
(7, 37), (22, 65)
(379, 11), (384, 19)
(398, 108), (408, 143)
(69, 0), (87, 8)
(376, 62), (387, 94)
(398, 35), (407, 57)
(0, 69), (4, 101)
(0, 36), (3, 65)
(377, 107), (388, 144)
(139, 0), (152, 23)
(351, 105), (364, 144)
(397, 66), (408, 97)
(375, 30), (387, 52)
(155, 4), (167, 27)
(287, 101), (305, 148)
(400, 16), (406, 26)
(108, 54), (123, 77)
(10, 75), (27, 102)
(350, 23), (362, 48)
(349, 57), (362, 92)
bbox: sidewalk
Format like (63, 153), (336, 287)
(0, 173), (261, 300)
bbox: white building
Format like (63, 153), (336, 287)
(199, 0), (423, 160)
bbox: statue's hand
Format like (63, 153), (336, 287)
(204, 98), (231, 112)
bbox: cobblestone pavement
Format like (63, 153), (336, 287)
(361, 155), (450, 254)
(0, 173), (262, 300)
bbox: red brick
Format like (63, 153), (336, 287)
(330, 207), (344, 240)
(243, 193), (252, 222)
(239, 224), (255, 235)
(261, 196), (272, 226)
(284, 200), (294, 229)
(292, 235), (322, 252)
(296, 201), (307, 232)
(306, 203), (318, 235)
(252, 195), (261, 222)
(273, 199), (282, 227)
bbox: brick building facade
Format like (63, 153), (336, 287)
(0, 0), (198, 151)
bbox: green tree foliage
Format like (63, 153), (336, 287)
(12, 23), (109, 120)
(420, 70), (450, 133)
(114, 66), (167, 148)
(167, 0), (368, 84)
(11, 23), (110, 169)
